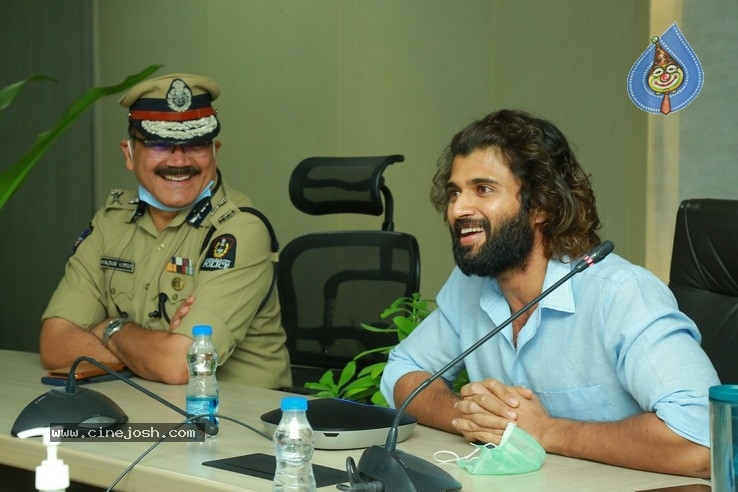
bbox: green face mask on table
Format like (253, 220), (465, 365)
(434, 423), (546, 475)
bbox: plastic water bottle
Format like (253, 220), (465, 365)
(710, 384), (738, 491)
(273, 396), (317, 492)
(186, 325), (219, 432)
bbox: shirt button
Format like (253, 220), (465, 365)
(144, 283), (150, 290)
(157, 243), (166, 251)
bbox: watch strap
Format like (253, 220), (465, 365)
(102, 318), (126, 347)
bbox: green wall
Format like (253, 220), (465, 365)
(94, 0), (649, 299)
(2, 0), (735, 354)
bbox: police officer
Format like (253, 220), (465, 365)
(40, 73), (292, 389)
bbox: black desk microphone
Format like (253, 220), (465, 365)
(12, 356), (218, 437)
(355, 240), (615, 492)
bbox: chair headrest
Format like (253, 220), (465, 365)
(289, 155), (404, 216)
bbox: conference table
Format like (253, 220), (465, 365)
(0, 350), (711, 491)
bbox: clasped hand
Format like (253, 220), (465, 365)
(452, 378), (550, 447)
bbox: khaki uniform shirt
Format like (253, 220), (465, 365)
(43, 175), (292, 388)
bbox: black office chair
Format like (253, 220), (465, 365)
(668, 199), (738, 383)
(277, 155), (421, 388)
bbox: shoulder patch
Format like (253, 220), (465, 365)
(201, 234), (237, 271)
(72, 224), (94, 254)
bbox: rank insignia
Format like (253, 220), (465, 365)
(201, 234), (237, 271)
(109, 190), (125, 205)
(167, 256), (194, 275)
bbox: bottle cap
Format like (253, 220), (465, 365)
(192, 325), (213, 336)
(710, 385), (738, 403)
(280, 396), (308, 412)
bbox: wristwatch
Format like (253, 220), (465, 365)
(102, 318), (127, 347)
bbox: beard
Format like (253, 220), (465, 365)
(450, 205), (535, 278)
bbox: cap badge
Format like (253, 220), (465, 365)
(166, 79), (193, 112)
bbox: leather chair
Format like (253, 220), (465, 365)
(668, 199), (738, 383)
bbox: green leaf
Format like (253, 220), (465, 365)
(342, 383), (377, 402)
(453, 369), (470, 393)
(0, 64), (162, 211)
(357, 362), (386, 379)
(352, 345), (392, 361)
(343, 376), (378, 391)
(0, 75), (55, 114)
(358, 322), (397, 334)
(337, 361), (357, 388)
(312, 389), (340, 399)
(318, 369), (338, 387)
(303, 381), (329, 391)
(370, 391), (389, 407)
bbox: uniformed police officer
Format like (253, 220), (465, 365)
(39, 73), (292, 389)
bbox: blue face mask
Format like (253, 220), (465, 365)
(433, 423), (546, 475)
(137, 180), (214, 212)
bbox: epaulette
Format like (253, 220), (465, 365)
(208, 196), (240, 229)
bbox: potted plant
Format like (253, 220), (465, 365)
(304, 293), (469, 406)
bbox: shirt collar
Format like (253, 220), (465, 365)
(539, 259), (576, 314)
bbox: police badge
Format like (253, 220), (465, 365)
(201, 234), (237, 271)
(166, 79), (193, 112)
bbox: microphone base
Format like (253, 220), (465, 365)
(11, 386), (128, 436)
(357, 445), (462, 492)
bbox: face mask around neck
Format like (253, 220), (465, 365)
(137, 180), (214, 212)
(433, 423), (545, 475)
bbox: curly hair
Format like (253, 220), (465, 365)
(430, 109), (601, 261)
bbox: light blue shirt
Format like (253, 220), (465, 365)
(381, 253), (720, 446)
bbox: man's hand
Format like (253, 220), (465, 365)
(452, 378), (538, 444)
(169, 295), (195, 332)
(452, 378), (710, 478)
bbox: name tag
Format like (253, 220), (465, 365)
(100, 256), (135, 273)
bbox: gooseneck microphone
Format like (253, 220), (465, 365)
(12, 356), (218, 437)
(574, 239), (614, 272)
(355, 240), (614, 492)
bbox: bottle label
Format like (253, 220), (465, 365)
(186, 396), (219, 424)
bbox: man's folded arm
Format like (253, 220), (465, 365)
(40, 317), (121, 370)
(89, 320), (192, 385)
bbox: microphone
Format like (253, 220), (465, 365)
(574, 239), (614, 272)
(356, 240), (614, 491)
(12, 356), (218, 438)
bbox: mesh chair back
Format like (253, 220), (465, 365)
(279, 155), (420, 382)
(279, 231), (420, 370)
